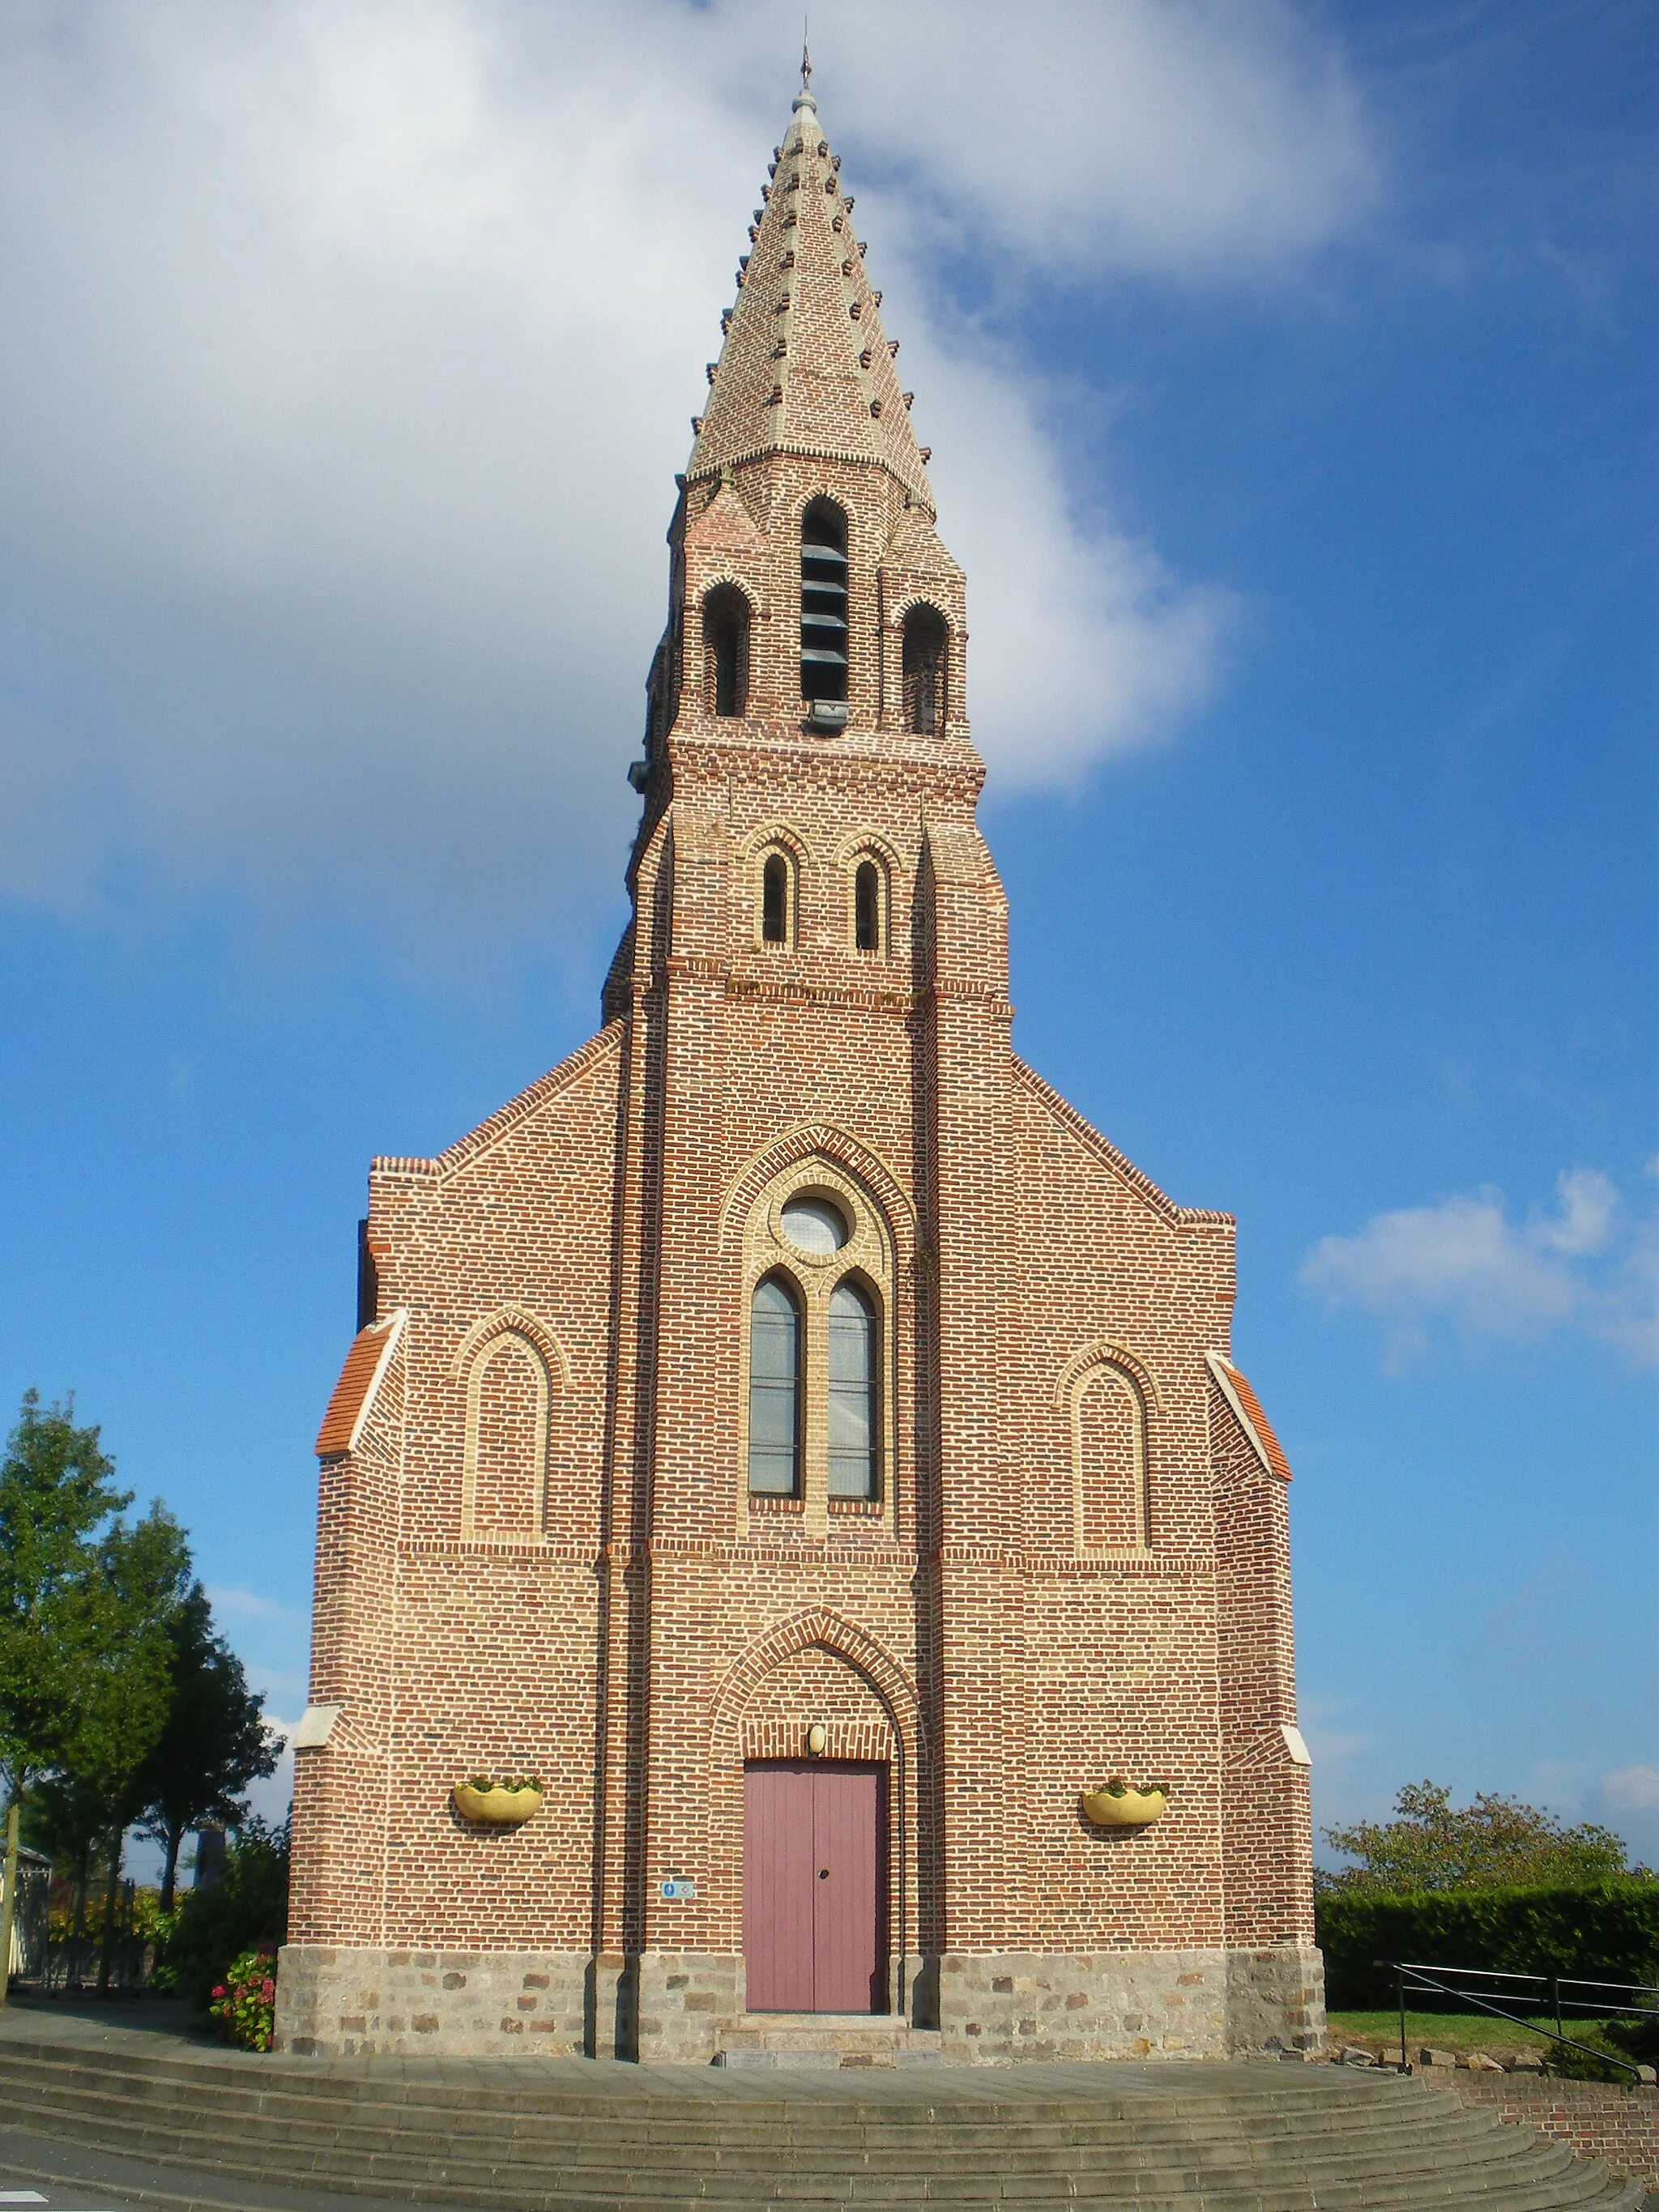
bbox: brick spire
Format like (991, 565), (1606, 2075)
(689, 79), (932, 510)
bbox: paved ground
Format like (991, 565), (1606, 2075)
(0, 1993), (1307, 2104)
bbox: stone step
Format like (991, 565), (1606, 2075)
(0, 2057), (1518, 2158)
(713, 2015), (946, 2069)
(0, 2088), (1616, 2197)
(0, 2035), (1643, 2212)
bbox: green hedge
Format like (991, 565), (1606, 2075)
(1316, 1882), (1659, 2011)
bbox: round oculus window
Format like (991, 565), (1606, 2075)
(780, 1194), (849, 1255)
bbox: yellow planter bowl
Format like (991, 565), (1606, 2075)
(453, 1784), (543, 1825)
(1081, 1788), (1166, 1829)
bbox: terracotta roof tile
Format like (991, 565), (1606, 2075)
(316, 1314), (403, 1458)
(1209, 1353), (1293, 1482)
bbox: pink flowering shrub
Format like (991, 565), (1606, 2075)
(208, 1945), (278, 2052)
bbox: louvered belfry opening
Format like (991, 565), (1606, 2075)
(800, 500), (849, 701)
(902, 603), (948, 734)
(702, 585), (749, 717)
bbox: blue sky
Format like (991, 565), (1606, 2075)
(1, 0), (1653, 1871)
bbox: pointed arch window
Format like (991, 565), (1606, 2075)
(800, 500), (849, 702)
(827, 1278), (879, 1498)
(902, 604), (948, 734)
(748, 1273), (802, 1495)
(854, 859), (882, 953)
(702, 585), (750, 718)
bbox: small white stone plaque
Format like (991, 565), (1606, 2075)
(293, 1703), (343, 1750)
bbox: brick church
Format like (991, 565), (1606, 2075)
(277, 71), (1324, 2066)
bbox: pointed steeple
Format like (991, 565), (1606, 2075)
(689, 79), (932, 510)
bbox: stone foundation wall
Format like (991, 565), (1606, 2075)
(634, 1950), (746, 2063)
(274, 1943), (589, 2056)
(276, 1941), (1323, 2063)
(1225, 1941), (1325, 2055)
(935, 1944), (1324, 2063)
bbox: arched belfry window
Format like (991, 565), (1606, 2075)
(854, 859), (882, 953)
(761, 850), (792, 946)
(828, 1278), (878, 1498)
(748, 1273), (802, 1495)
(702, 585), (749, 718)
(902, 604), (948, 734)
(800, 501), (849, 702)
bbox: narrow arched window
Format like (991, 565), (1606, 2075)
(828, 1278), (878, 1498)
(854, 859), (881, 953)
(800, 500), (848, 702)
(748, 1274), (802, 1495)
(761, 852), (789, 944)
(702, 586), (749, 717)
(902, 604), (948, 734)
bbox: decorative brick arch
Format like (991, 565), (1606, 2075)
(710, 1606), (923, 1763)
(1055, 1340), (1158, 1555)
(719, 1123), (916, 1247)
(1053, 1338), (1162, 1413)
(450, 1304), (573, 1389)
(697, 569), (757, 607)
(830, 825), (904, 876)
(739, 817), (811, 868)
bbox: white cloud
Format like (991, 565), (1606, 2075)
(0, 1), (1378, 966)
(1587, 1766), (1659, 1869)
(1300, 1167), (1657, 1366)
(205, 1585), (304, 1628)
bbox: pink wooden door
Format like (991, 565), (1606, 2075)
(743, 1762), (886, 2013)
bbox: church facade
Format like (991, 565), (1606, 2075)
(275, 77), (1324, 2066)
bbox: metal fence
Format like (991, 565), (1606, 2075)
(1378, 1958), (1659, 2082)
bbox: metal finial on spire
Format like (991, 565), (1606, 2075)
(792, 19), (817, 113)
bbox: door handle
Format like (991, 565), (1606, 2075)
(818, 1869), (830, 1879)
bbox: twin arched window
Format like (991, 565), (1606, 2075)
(756, 847), (885, 955)
(747, 1191), (881, 1502)
(747, 1272), (879, 1500)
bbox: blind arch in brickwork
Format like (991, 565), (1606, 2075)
(452, 1306), (573, 1541)
(1055, 1340), (1159, 1557)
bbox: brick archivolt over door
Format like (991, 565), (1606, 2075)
(707, 1609), (922, 1959)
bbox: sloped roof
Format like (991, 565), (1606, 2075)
(689, 81), (932, 507)
(316, 1311), (405, 1459)
(1207, 1352), (1294, 1482)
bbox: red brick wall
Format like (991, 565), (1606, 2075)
(1444, 2075), (1659, 2190)
(288, 87), (1316, 2018)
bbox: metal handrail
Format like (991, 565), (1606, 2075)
(1376, 1958), (1657, 2082)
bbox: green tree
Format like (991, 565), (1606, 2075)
(56, 1502), (193, 1990)
(1320, 1779), (1637, 1894)
(135, 1583), (279, 1910)
(0, 1391), (129, 2005)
